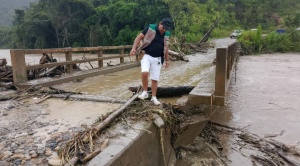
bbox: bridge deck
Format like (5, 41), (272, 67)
(187, 65), (216, 105)
(16, 62), (140, 89)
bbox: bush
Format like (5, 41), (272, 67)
(289, 29), (300, 42)
(238, 26), (299, 54)
(185, 32), (202, 43)
(238, 28), (263, 55)
(291, 42), (300, 52)
(263, 32), (292, 53)
(211, 28), (232, 38)
(115, 25), (136, 45)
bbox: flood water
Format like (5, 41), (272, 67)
(176, 52), (300, 166)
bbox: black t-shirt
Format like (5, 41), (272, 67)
(142, 25), (165, 58)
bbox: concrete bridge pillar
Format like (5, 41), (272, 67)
(10, 50), (27, 84)
(65, 51), (73, 74)
(214, 47), (228, 105)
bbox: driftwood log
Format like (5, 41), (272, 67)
(39, 53), (53, 64)
(168, 19), (218, 55)
(35, 95), (51, 104)
(168, 50), (189, 62)
(198, 18), (219, 45)
(51, 94), (126, 103)
(38, 66), (59, 78)
(128, 86), (194, 97)
(210, 122), (300, 166)
(94, 88), (141, 131)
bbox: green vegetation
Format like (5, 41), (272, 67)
(238, 27), (300, 54)
(0, 0), (299, 53)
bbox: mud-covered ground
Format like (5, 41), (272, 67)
(0, 91), (122, 165)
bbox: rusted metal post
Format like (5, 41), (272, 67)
(120, 48), (124, 64)
(214, 47), (228, 105)
(65, 51), (73, 74)
(10, 50), (28, 84)
(98, 47), (103, 68)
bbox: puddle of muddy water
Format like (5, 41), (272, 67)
(55, 67), (141, 98)
(0, 97), (121, 144)
(28, 98), (121, 144)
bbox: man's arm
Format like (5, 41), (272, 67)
(164, 48), (169, 61)
(164, 40), (169, 68)
(130, 33), (144, 56)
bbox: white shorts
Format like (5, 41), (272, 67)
(140, 54), (162, 81)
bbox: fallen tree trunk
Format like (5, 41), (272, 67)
(198, 18), (219, 45)
(50, 94), (127, 103)
(35, 95), (51, 104)
(169, 50), (189, 62)
(128, 86), (194, 97)
(94, 88), (141, 131)
(38, 66), (59, 78)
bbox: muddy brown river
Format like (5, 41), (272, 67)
(175, 52), (300, 166)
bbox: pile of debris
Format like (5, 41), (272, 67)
(0, 58), (13, 89)
(168, 19), (219, 62)
(0, 53), (80, 90)
(28, 53), (65, 80)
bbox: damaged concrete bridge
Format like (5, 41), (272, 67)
(1, 39), (241, 165)
(85, 41), (241, 166)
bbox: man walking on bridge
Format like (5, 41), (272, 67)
(130, 18), (172, 105)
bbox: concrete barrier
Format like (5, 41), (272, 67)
(187, 42), (240, 106)
(88, 113), (209, 166)
(88, 121), (176, 166)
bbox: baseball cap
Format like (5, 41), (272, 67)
(161, 18), (172, 30)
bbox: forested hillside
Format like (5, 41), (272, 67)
(0, 0), (38, 26)
(0, 0), (299, 49)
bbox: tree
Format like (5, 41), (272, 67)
(2, 0), (300, 49)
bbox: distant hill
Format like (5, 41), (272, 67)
(0, 0), (38, 27)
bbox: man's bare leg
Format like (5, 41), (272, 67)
(138, 72), (149, 100)
(151, 79), (158, 96)
(141, 72), (149, 91)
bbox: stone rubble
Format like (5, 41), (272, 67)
(0, 100), (92, 166)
